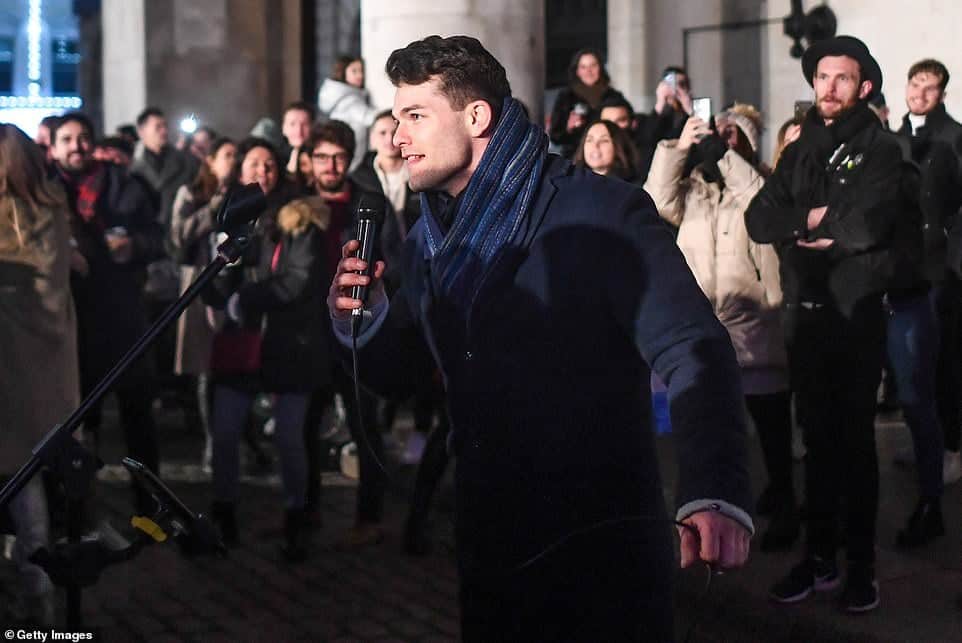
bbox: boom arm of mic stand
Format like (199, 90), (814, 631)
(0, 229), (253, 512)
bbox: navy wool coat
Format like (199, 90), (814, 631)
(348, 156), (752, 618)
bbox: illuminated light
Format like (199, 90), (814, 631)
(27, 0), (43, 83)
(28, 82), (39, 96)
(0, 95), (83, 109)
(179, 115), (197, 134)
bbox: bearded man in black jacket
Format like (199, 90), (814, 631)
(50, 112), (166, 514)
(746, 36), (913, 613)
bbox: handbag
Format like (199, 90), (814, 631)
(209, 327), (262, 375)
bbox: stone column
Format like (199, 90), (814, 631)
(361, 0), (545, 120)
(101, 0), (146, 133)
(606, 0), (648, 112)
(100, 0), (303, 138)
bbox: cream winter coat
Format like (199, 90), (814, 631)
(644, 139), (788, 394)
(318, 79), (381, 171)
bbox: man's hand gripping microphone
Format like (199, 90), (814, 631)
(350, 196), (386, 337)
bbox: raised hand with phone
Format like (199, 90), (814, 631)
(655, 67), (693, 116)
(678, 115), (712, 151)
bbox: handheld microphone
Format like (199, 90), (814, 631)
(351, 196), (385, 336)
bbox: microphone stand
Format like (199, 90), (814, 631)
(0, 199), (258, 628)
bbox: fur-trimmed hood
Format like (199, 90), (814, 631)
(277, 196), (331, 235)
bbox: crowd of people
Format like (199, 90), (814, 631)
(0, 52), (448, 625)
(2, 30), (962, 634)
(549, 39), (962, 614)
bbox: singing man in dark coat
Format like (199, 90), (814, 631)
(328, 36), (752, 642)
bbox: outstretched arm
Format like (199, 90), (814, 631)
(606, 189), (753, 569)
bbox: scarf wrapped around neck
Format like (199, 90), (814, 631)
(57, 161), (106, 228)
(421, 97), (548, 313)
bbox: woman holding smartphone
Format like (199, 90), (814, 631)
(549, 48), (629, 159)
(645, 104), (799, 552)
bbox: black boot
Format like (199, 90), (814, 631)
(896, 498), (944, 549)
(211, 501), (238, 547)
(281, 508), (308, 563)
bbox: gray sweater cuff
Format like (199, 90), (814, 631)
(676, 499), (755, 536)
(332, 296), (390, 349)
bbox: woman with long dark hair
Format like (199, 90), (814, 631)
(645, 104), (798, 551)
(573, 119), (641, 182)
(549, 48), (628, 158)
(206, 138), (332, 562)
(0, 124), (79, 624)
(171, 137), (236, 470)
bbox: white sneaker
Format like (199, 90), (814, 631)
(944, 451), (961, 485)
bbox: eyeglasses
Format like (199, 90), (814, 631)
(311, 152), (350, 165)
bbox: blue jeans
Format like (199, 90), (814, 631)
(887, 292), (944, 499)
(212, 385), (308, 508)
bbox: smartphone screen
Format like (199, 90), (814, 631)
(794, 100), (813, 121)
(692, 97), (712, 123)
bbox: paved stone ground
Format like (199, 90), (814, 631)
(4, 399), (962, 641)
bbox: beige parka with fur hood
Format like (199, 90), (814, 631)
(644, 139), (788, 394)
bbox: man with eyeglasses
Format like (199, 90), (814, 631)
(306, 120), (398, 548)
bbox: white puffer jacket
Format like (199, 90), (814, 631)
(318, 79), (381, 171)
(644, 139), (788, 394)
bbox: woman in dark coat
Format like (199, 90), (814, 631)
(548, 48), (628, 158)
(207, 138), (332, 561)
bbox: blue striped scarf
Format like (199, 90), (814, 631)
(421, 97), (547, 312)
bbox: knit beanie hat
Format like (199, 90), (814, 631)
(716, 103), (763, 153)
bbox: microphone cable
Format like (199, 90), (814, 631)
(349, 325), (722, 643)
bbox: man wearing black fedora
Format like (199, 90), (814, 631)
(746, 35), (918, 612)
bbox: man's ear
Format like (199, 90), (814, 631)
(464, 100), (495, 137)
(858, 80), (874, 101)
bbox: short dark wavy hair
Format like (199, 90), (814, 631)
(306, 120), (356, 160)
(908, 58), (950, 92)
(385, 35), (511, 123)
(52, 111), (95, 140)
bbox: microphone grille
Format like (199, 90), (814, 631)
(356, 194), (385, 223)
